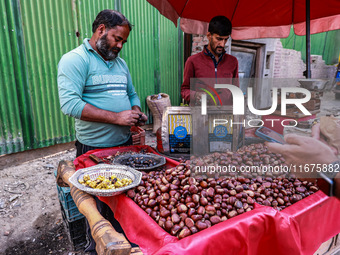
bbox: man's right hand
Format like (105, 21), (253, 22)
(194, 92), (214, 105)
(115, 110), (140, 126)
(194, 92), (204, 103)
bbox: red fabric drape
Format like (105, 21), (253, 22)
(75, 145), (340, 255)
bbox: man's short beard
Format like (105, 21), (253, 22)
(96, 33), (120, 60)
(210, 41), (224, 56)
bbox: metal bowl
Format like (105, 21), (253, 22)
(69, 164), (141, 197)
(113, 153), (166, 170)
(298, 79), (329, 90)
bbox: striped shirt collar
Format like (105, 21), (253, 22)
(203, 45), (225, 67)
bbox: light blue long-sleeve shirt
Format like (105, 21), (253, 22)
(58, 39), (141, 147)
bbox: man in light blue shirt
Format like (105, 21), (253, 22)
(57, 10), (146, 254)
(58, 10), (147, 155)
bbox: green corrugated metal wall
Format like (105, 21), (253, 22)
(19, 0), (77, 151)
(281, 28), (340, 65)
(121, 0), (162, 116)
(158, 12), (183, 107)
(0, 0), (183, 155)
(1, 0), (30, 154)
(120, 0), (183, 112)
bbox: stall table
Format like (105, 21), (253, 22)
(74, 145), (340, 255)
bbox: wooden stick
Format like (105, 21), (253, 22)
(89, 154), (105, 164)
(57, 160), (131, 255)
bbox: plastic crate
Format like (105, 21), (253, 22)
(60, 202), (87, 251)
(54, 170), (84, 222)
(56, 185), (84, 222)
(131, 126), (145, 145)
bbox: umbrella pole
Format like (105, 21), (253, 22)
(305, 0), (311, 78)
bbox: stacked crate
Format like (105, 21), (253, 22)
(55, 171), (87, 251)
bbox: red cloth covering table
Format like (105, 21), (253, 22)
(74, 145), (340, 255)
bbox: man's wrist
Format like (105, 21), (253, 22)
(132, 105), (141, 112)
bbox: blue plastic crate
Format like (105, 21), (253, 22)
(63, 205), (83, 222)
(57, 185), (75, 209)
(56, 185), (84, 222)
(55, 171), (84, 222)
(60, 202), (87, 251)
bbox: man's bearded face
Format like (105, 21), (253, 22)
(96, 32), (121, 60)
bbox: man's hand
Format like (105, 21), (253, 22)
(194, 92), (204, 103)
(194, 92), (214, 105)
(131, 106), (147, 126)
(266, 134), (338, 178)
(115, 110), (140, 126)
(267, 134), (338, 165)
(135, 113), (148, 126)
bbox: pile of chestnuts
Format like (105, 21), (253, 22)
(126, 144), (318, 239)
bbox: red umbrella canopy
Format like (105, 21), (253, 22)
(147, 0), (340, 39)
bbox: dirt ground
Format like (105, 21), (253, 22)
(0, 148), (82, 255)
(0, 91), (339, 255)
(0, 129), (157, 255)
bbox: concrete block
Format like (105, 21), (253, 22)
(192, 37), (203, 43)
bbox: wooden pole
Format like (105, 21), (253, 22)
(305, 0), (311, 78)
(57, 160), (132, 255)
